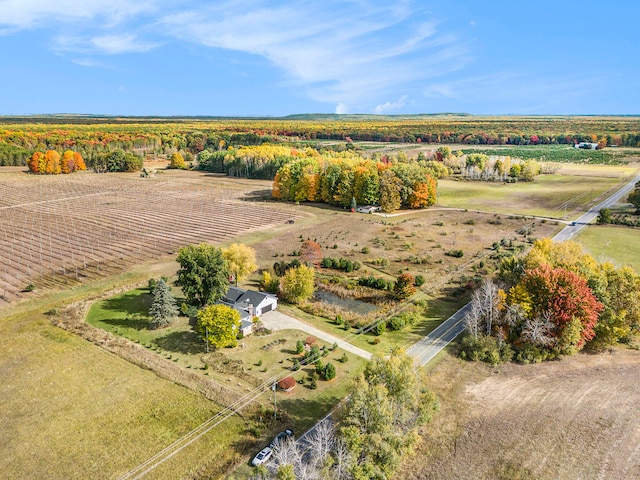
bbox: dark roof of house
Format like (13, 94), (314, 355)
(220, 287), (277, 310)
(221, 286), (246, 305)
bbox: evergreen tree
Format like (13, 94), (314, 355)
(149, 279), (179, 329)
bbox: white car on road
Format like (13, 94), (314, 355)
(251, 447), (273, 466)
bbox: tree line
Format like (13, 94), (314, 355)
(272, 156), (437, 212)
(3, 117), (640, 170)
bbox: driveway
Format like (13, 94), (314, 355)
(261, 310), (372, 360)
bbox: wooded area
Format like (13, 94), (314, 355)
(2, 115), (640, 167)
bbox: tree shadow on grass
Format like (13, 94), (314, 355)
(280, 348), (299, 355)
(152, 330), (204, 355)
(242, 189), (273, 201)
(100, 291), (153, 315)
(101, 316), (149, 331)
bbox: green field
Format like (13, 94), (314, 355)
(460, 144), (635, 164)
(576, 225), (640, 272)
(0, 307), (246, 480)
(437, 173), (625, 218)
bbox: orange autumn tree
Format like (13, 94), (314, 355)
(73, 152), (87, 171)
(408, 178), (437, 208)
(43, 150), (61, 174)
(300, 240), (323, 266)
(28, 151), (43, 173)
(28, 150), (86, 174)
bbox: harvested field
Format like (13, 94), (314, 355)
(0, 169), (298, 305)
(401, 349), (640, 480)
(253, 207), (559, 294)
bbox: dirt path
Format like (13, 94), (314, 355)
(261, 310), (372, 360)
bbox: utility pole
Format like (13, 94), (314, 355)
(272, 382), (277, 419)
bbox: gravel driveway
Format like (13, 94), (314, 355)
(261, 310), (372, 360)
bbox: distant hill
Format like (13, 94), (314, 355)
(281, 113), (473, 121)
(0, 113), (475, 124)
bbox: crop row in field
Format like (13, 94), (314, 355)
(460, 144), (631, 164)
(0, 170), (297, 305)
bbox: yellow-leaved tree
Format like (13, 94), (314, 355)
(222, 243), (257, 285)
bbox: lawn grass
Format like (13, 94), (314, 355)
(86, 287), (366, 467)
(576, 225), (640, 272)
(437, 173), (624, 218)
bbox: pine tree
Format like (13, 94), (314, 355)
(149, 279), (179, 329)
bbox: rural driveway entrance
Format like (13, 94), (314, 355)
(261, 310), (372, 360)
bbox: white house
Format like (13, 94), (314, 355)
(218, 287), (278, 337)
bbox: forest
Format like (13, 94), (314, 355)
(1, 115), (640, 166)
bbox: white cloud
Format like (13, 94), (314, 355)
(0, 0), (157, 30)
(374, 95), (408, 114)
(56, 34), (160, 55)
(159, 1), (470, 111)
(71, 58), (106, 68)
(91, 34), (160, 54)
(0, 0), (472, 111)
(335, 103), (349, 114)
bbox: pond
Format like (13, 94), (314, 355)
(314, 290), (379, 315)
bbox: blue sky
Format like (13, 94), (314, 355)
(0, 0), (637, 116)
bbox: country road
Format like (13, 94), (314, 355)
(553, 173), (640, 241)
(406, 303), (471, 366)
(405, 172), (640, 367)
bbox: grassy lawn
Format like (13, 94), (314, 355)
(86, 287), (367, 474)
(576, 225), (640, 272)
(437, 173), (624, 218)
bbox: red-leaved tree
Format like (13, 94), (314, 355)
(300, 240), (323, 266)
(520, 264), (603, 349)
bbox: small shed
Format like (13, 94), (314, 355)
(278, 376), (297, 392)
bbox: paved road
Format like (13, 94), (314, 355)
(406, 173), (640, 367)
(554, 173), (640, 241)
(406, 303), (471, 366)
(261, 310), (372, 360)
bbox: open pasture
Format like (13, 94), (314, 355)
(577, 225), (640, 272)
(0, 306), (248, 480)
(436, 172), (628, 218)
(0, 169), (298, 305)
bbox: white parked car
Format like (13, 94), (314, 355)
(251, 447), (273, 466)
